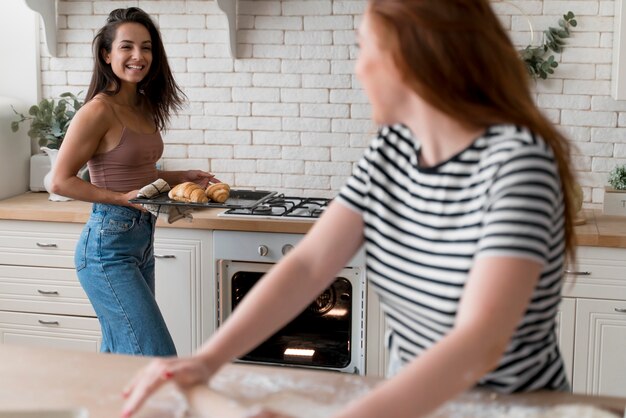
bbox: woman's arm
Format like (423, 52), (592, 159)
(121, 202), (365, 416)
(51, 100), (138, 206)
(334, 256), (543, 418)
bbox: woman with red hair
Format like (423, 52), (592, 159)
(122, 1), (576, 416)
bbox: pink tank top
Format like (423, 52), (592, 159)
(87, 101), (164, 193)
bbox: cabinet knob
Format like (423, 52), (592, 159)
(281, 244), (294, 255)
(36, 242), (58, 248)
(38, 320), (59, 326)
(258, 245), (269, 257)
(564, 270), (591, 276)
(615, 308), (626, 313)
(155, 254), (176, 259)
(37, 289), (59, 295)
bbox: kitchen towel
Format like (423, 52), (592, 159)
(137, 179), (193, 224)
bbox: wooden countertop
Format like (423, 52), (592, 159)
(0, 344), (624, 418)
(0, 193), (625, 247)
(0, 192), (314, 234)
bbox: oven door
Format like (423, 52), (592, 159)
(217, 260), (364, 374)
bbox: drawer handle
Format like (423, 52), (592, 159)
(36, 242), (58, 248)
(155, 254), (176, 259)
(37, 289), (59, 295)
(38, 320), (59, 326)
(564, 270), (591, 276)
(615, 308), (626, 313)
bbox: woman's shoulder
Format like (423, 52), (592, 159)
(71, 95), (116, 129)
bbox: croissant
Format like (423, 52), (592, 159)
(168, 182), (208, 203)
(206, 183), (230, 203)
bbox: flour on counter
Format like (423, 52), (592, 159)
(429, 402), (621, 418)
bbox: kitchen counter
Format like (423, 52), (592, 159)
(0, 192), (314, 234)
(0, 343), (624, 418)
(0, 193), (625, 247)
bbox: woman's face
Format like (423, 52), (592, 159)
(355, 11), (410, 125)
(103, 22), (152, 86)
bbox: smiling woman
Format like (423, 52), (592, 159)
(49, 7), (220, 358)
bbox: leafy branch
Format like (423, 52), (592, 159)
(519, 11), (577, 80)
(11, 92), (83, 150)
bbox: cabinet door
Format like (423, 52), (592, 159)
(154, 228), (212, 357)
(0, 311), (101, 352)
(555, 297), (575, 387)
(365, 286), (388, 378)
(573, 298), (626, 397)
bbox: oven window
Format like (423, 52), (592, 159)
(232, 272), (352, 368)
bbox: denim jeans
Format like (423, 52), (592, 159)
(75, 203), (176, 356)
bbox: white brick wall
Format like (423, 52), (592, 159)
(43, 0), (625, 203)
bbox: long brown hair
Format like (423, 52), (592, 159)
(368, 0), (577, 260)
(86, 7), (185, 131)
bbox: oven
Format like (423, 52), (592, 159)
(213, 229), (366, 375)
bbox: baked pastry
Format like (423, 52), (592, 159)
(206, 183), (230, 203)
(168, 182), (209, 203)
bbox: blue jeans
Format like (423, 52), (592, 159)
(75, 203), (176, 356)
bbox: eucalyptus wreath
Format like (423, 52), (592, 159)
(519, 12), (577, 80)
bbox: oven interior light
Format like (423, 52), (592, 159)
(325, 308), (348, 317)
(284, 348), (315, 357)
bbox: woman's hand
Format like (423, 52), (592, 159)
(183, 170), (222, 188)
(121, 356), (214, 418)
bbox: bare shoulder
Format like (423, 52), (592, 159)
(72, 95), (114, 128)
(64, 96), (115, 141)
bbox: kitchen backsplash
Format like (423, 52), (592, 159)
(41, 0), (625, 205)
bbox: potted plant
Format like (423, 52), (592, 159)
(11, 91), (82, 150)
(603, 165), (626, 216)
(11, 92), (83, 197)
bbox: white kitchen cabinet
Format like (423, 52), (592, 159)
(154, 227), (213, 357)
(366, 245), (626, 397)
(555, 297), (576, 385)
(365, 286), (388, 378)
(564, 246), (626, 397)
(0, 220), (101, 352)
(0, 219), (214, 357)
(572, 298), (626, 397)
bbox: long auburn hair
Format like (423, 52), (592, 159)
(86, 7), (185, 131)
(368, 0), (577, 260)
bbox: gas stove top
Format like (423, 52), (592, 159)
(219, 194), (332, 220)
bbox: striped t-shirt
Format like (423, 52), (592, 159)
(337, 124), (568, 393)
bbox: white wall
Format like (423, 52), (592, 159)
(41, 0), (626, 205)
(0, 0), (40, 105)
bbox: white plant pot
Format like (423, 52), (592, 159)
(602, 187), (626, 216)
(29, 153), (49, 192)
(40, 147), (73, 202)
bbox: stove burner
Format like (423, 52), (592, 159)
(222, 194), (332, 219)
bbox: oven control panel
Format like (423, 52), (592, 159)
(214, 230), (365, 266)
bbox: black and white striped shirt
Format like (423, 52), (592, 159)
(338, 124), (568, 393)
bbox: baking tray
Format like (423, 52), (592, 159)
(130, 189), (276, 209)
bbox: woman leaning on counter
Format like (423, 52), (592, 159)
(51, 8), (217, 357)
(122, 0), (577, 417)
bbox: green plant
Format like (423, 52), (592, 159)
(11, 92), (83, 150)
(519, 12), (577, 80)
(608, 165), (626, 190)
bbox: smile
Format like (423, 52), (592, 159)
(126, 65), (144, 70)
